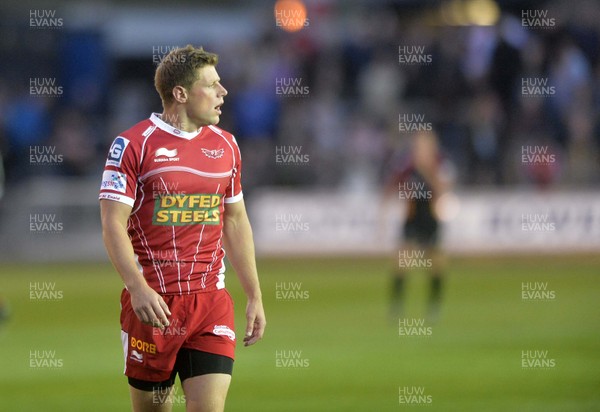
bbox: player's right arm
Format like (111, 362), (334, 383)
(100, 199), (171, 328)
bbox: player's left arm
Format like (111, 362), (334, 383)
(223, 199), (266, 347)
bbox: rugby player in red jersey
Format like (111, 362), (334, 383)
(99, 45), (265, 412)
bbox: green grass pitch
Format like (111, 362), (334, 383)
(0, 255), (599, 411)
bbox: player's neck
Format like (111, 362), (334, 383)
(160, 108), (203, 133)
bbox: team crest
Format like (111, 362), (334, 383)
(202, 148), (224, 159)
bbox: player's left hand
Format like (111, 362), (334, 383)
(244, 298), (266, 347)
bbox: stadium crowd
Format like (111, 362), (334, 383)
(1, 0), (598, 193)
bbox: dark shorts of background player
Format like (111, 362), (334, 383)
(403, 217), (439, 247)
(120, 287), (236, 390)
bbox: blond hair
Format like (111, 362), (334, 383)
(154, 45), (218, 105)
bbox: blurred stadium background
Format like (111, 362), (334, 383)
(0, 0), (599, 410)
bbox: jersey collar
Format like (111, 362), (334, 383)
(150, 113), (203, 140)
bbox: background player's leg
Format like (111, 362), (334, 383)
(390, 271), (406, 318)
(0, 297), (9, 326)
(129, 385), (174, 412)
(390, 241), (417, 318)
(182, 373), (231, 412)
(427, 247), (446, 321)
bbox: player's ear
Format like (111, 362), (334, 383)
(172, 85), (188, 103)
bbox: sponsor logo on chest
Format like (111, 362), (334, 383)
(153, 147), (226, 162)
(153, 194), (222, 226)
(154, 147), (179, 162)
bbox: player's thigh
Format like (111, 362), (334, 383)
(129, 385), (174, 412)
(426, 246), (446, 273)
(397, 241), (420, 256)
(182, 373), (232, 412)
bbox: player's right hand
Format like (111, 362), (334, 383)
(129, 285), (171, 329)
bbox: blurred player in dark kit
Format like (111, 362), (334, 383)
(384, 131), (451, 321)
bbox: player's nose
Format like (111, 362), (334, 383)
(218, 83), (228, 97)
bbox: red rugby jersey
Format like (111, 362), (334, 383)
(99, 113), (243, 295)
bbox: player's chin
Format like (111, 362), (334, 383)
(200, 116), (220, 126)
(199, 111), (221, 126)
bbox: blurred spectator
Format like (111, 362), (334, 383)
(51, 108), (97, 176)
(466, 89), (502, 185)
(2, 0), (599, 191)
(4, 96), (52, 180)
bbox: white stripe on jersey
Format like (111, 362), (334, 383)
(224, 192), (243, 203)
(142, 125), (156, 137)
(139, 166), (232, 182)
(171, 225), (182, 295)
(188, 224), (206, 294)
(131, 177), (144, 215)
(202, 230), (223, 290)
(140, 126), (156, 165)
(131, 213), (167, 293)
(131, 131), (156, 215)
(127, 182), (167, 293)
(99, 192), (135, 207)
(158, 176), (183, 295)
(121, 330), (128, 374)
(216, 259), (226, 289)
(201, 183), (223, 290)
